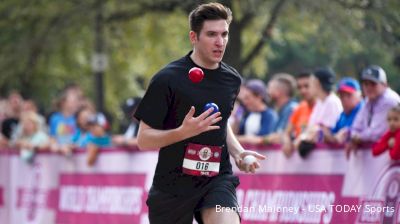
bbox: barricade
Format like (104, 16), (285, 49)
(0, 144), (396, 224)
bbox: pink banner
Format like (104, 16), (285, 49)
(56, 173), (146, 224)
(236, 174), (358, 223)
(0, 187), (3, 206)
(0, 146), (398, 224)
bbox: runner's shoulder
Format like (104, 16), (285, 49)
(220, 61), (243, 84)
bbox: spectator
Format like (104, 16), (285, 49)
(237, 79), (277, 140)
(297, 68), (342, 158)
(12, 99), (47, 141)
(252, 73), (298, 146)
(72, 106), (96, 147)
(372, 105), (400, 160)
(1, 91), (24, 140)
(112, 97), (142, 147)
(12, 111), (49, 163)
(323, 77), (364, 144)
(237, 72), (316, 157)
(48, 88), (80, 150)
(8, 90), (24, 117)
(81, 97), (111, 131)
(281, 71), (316, 157)
(22, 99), (46, 130)
(63, 83), (85, 106)
(238, 73), (300, 146)
(346, 65), (400, 158)
(72, 106), (111, 166)
(267, 73), (298, 133)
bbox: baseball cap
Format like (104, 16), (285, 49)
(121, 97), (142, 116)
(337, 77), (361, 93)
(245, 79), (268, 102)
(313, 67), (336, 92)
(361, 65), (387, 84)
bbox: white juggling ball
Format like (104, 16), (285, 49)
(243, 155), (257, 165)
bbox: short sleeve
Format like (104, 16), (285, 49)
(49, 114), (58, 136)
(289, 107), (299, 126)
(134, 72), (172, 129)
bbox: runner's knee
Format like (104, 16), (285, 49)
(201, 206), (240, 224)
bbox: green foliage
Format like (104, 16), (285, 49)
(0, 0), (399, 131)
(266, 0), (400, 91)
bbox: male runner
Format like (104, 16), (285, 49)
(135, 3), (266, 224)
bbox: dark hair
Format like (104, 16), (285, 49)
(189, 3), (232, 35)
(313, 67), (336, 93)
(271, 73), (297, 97)
(295, 70), (312, 79)
(75, 106), (95, 130)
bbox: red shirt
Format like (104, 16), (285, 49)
(372, 129), (400, 160)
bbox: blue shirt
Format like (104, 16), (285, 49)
(72, 128), (111, 148)
(331, 101), (364, 134)
(49, 112), (77, 145)
(274, 99), (298, 132)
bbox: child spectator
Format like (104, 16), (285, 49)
(72, 106), (111, 166)
(12, 111), (49, 163)
(12, 99), (47, 141)
(48, 88), (80, 152)
(372, 105), (400, 160)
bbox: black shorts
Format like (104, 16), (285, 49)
(146, 175), (240, 224)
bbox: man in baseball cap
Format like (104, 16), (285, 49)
(346, 65), (400, 158)
(337, 77), (361, 94)
(323, 77), (363, 144)
(360, 65), (387, 84)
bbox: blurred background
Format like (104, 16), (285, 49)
(1, 0), (399, 131)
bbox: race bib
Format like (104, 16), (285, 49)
(182, 143), (222, 177)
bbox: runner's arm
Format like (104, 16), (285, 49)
(137, 107), (221, 150)
(226, 125), (266, 173)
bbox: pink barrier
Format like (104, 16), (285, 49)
(0, 145), (398, 224)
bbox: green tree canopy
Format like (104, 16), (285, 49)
(1, 0), (399, 128)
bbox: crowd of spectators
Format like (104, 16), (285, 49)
(0, 84), (140, 166)
(233, 65), (400, 160)
(1, 64), (400, 165)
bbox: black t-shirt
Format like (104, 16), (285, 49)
(134, 52), (242, 196)
(1, 118), (19, 139)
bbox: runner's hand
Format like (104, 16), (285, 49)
(179, 106), (222, 139)
(234, 150), (266, 174)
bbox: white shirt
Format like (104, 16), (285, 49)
(244, 113), (262, 135)
(308, 92), (343, 128)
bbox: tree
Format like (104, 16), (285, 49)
(0, 0), (399, 129)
